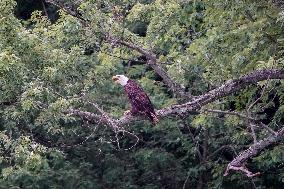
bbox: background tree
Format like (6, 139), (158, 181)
(0, 0), (284, 188)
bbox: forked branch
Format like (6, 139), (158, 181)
(224, 126), (284, 177)
(68, 69), (284, 126)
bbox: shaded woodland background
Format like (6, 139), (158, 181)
(0, 0), (284, 188)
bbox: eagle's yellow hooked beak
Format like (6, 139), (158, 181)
(112, 76), (119, 83)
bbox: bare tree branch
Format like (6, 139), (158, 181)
(157, 69), (284, 117)
(202, 108), (257, 121)
(202, 109), (277, 135)
(246, 76), (271, 143)
(147, 59), (186, 96)
(41, 0), (49, 17)
(67, 108), (107, 123)
(249, 122), (258, 144)
(106, 36), (156, 60)
(68, 69), (284, 126)
(224, 125), (284, 177)
(86, 100), (120, 130)
(257, 122), (277, 135)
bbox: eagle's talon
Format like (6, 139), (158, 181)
(124, 110), (131, 116)
(113, 74), (157, 125)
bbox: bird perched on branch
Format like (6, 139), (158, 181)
(112, 75), (159, 124)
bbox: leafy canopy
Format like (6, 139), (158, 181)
(0, 0), (284, 188)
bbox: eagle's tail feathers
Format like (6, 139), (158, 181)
(150, 112), (159, 125)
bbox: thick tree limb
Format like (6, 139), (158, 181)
(67, 108), (103, 123)
(224, 126), (284, 177)
(68, 69), (284, 126)
(86, 101), (120, 130)
(106, 36), (156, 60)
(150, 68), (284, 120)
(106, 30), (186, 96)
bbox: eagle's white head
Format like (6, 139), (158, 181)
(112, 75), (129, 86)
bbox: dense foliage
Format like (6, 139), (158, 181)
(0, 0), (284, 188)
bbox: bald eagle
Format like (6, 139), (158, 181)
(112, 75), (159, 124)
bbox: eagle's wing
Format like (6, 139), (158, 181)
(133, 91), (155, 113)
(124, 80), (158, 124)
(125, 80), (155, 114)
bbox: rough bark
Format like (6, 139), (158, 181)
(119, 69), (284, 124)
(224, 126), (284, 177)
(68, 69), (284, 126)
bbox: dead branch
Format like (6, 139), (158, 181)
(257, 122), (277, 135)
(67, 69), (284, 127)
(202, 108), (257, 121)
(224, 125), (284, 177)
(86, 100), (119, 130)
(246, 76), (270, 143)
(67, 108), (104, 123)
(106, 36), (186, 94)
(203, 109), (277, 135)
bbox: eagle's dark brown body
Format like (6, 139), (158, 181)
(124, 80), (158, 124)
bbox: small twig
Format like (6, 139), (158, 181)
(261, 92), (277, 111)
(246, 75), (271, 143)
(67, 108), (103, 123)
(224, 164), (260, 177)
(115, 132), (121, 149)
(249, 122), (257, 144)
(41, 0), (49, 17)
(180, 119), (202, 159)
(183, 172), (191, 189)
(202, 109), (256, 121)
(207, 145), (237, 159)
(60, 124), (99, 149)
(203, 108), (276, 135)
(86, 100), (119, 130)
(116, 129), (140, 150)
(247, 79), (270, 111)
(253, 122), (277, 135)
